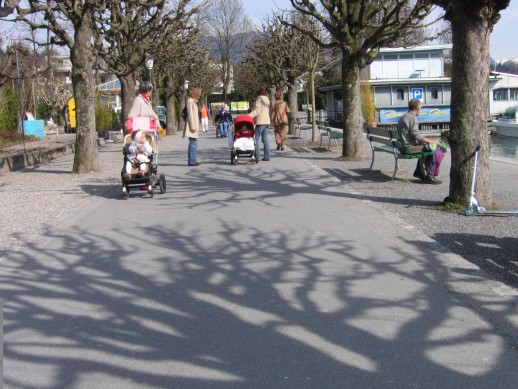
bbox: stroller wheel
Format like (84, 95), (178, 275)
(159, 174), (166, 194)
(231, 150), (236, 165)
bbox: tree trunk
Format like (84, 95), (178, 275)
(446, 10), (493, 206)
(152, 75), (159, 113)
(310, 71), (318, 142)
(166, 95), (177, 135)
(165, 77), (177, 135)
(71, 10), (99, 174)
(120, 72), (136, 133)
(287, 76), (298, 135)
(341, 54), (365, 160)
(223, 59), (230, 104)
(178, 89), (187, 132)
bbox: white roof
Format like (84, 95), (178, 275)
(378, 44), (452, 53)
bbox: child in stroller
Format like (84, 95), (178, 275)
(230, 115), (257, 164)
(121, 116), (166, 198)
(123, 130), (152, 179)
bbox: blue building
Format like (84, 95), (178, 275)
(323, 44), (452, 130)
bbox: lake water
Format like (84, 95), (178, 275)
(489, 134), (518, 162)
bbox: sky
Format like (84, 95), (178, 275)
(241, 0), (518, 62)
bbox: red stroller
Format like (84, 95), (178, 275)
(231, 115), (257, 164)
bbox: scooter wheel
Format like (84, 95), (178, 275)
(464, 207), (474, 217)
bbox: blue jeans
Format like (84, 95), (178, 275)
(218, 122), (228, 136)
(188, 137), (197, 165)
(255, 125), (270, 160)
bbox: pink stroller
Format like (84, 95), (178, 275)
(121, 116), (166, 198)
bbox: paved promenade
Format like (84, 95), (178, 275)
(1, 125), (518, 388)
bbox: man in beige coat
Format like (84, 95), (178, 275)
(183, 87), (202, 166)
(271, 90), (290, 151)
(249, 87), (271, 161)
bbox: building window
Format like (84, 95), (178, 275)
(396, 88), (405, 100)
(510, 89), (518, 100)
(384, 54), (397, 61)
(430, 87), (439, 100)
(494, 89), (509, 101)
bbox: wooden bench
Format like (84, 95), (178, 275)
(320, 126), (343, 149)
(364, 125), (433, 180)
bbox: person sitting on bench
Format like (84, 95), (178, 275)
(397, 98), (446, 185)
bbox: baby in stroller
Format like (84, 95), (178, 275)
(230, 115), (257, 164)
(121, 116), (167, 198)
(123, 130), (152, 179)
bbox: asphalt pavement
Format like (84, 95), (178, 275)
(1, 125), (518, 388)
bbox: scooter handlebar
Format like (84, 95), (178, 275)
(475, 144), (481, 152)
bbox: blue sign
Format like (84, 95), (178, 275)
(412, 88), (424, 101)
(380, 106), (451, 124)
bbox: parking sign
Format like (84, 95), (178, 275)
(412, 88), (424, 101)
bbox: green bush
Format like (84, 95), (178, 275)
(36, 101), (51, 122)
(95, 103), (113, 132)
(0, 85), (20, 133)
(361, 81), (376, 123)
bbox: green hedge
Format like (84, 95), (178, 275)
(0, 85), (20, 132)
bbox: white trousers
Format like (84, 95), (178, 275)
(201, 117), (208, 133)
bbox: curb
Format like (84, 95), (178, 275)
(0, 137), (113, 175)
(0, 143), (77, 174)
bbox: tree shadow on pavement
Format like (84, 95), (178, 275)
(434, 232), (518, 289)
(2, 146), (518, 388)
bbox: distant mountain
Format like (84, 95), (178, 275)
(492, 57), (518, 75)
(203, 31), (258, 62)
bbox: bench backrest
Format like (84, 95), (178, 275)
(326, 126), (343, 134)
(365, 126), (403, 149)
(388, 128), (404, 149)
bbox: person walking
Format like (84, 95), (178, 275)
(183, 87), (202, 166)
(199, 102), (209, 133)
(217, 104), (232, 138)
(270, 90), (290, 151)
(249, 87), (271, 161)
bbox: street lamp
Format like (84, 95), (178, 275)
(183, 80), (189, 119)
(145, 57), (154, 83)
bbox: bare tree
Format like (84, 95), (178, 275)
(94, 0), (197, 129)
(37, 44), (73, 126)
(428, 0), (510, 207)
(0, 0), (17, 17)
(203, 0), (253, 104)
(245, 13), (309, 134)
(156, 23), (220, 135)
(13, 1), (100, 174)
(288, 0), (437, 159)
(295, 14), (337, 142)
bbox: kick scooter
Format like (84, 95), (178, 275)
(465, 144), (518, 216)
